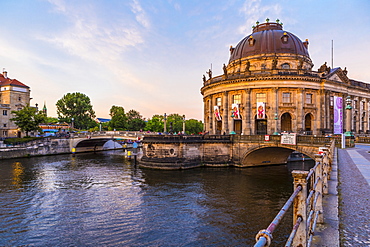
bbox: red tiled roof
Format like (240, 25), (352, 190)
(0, 73), (29, 88)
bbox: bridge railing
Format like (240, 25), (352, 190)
(254, 140), (335, 246)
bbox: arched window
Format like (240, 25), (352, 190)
(281, 112), (292, 132)
(281, 63), (290, 69)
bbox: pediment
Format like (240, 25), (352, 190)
(327, 68), (350, 84)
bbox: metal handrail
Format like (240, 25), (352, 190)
(254, 185), (302, 246)
(285, 216), (303, 246)
(254, 139), (335, 246)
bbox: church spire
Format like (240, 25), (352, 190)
(43, 101), (47, 116)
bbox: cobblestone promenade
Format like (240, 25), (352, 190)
(338, 144), (370, 246)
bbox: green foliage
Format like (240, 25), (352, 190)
(109, 105), (127, 130)
(126, 109), (146, 131)
(185, 119), (204, 134)
(10, 104), (47, 136)
(166, 114), (185, 133)
(143, 114), (203, 134)
(144, 115), (164, 132)
(56, 92), (97, 130)
(45, 117), (59, 124)
(4, 137), (44, 145)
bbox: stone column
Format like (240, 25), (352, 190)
(273, 87), (279, 135)
(222, 91), (229, 134)
(325, 91), (330, 131)
(243, 89), (251, 135)
(297, 88), (304, 133)
(365, 100), (369, 134)
(209, 96), (214, 134)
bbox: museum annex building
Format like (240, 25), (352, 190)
(201, 20), (370, 136)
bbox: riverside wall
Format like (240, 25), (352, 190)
(0, 139), (71, 159)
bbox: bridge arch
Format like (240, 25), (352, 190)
(240, 146), (297, 167)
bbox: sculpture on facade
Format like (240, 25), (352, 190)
(207, 69), (212, 79)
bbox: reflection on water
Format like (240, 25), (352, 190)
(0, 151), (314, 246)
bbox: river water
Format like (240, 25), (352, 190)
(0, 151), (313, 246)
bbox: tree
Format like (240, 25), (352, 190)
(45, 117), (59, 124)
(10, 104), (47, 136)
(56, 92), (96, 130)
(144, 115), (164, 132)
(185, 119), (204, 134)
(126, 109), (146, 131)
(166, 114), (184, 133)
(109, 105), (127, 130)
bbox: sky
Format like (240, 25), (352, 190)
(1, 0), (370, 121)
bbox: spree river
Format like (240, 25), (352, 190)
(0, 151), (313, 246)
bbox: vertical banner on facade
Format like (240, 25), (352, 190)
(334, 96), (343, 134)
(214, 106), (222, 121)
(257, 102), (265, 119)
(231, 103), (241, 119)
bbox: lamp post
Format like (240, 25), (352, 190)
(182, 115), (186, 134)
(273, 113), (279, 135)
(163, 113), (167, 134)
(71, 118), (74, 131)
(344, 96), (352, 136)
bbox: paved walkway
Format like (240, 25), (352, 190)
(337, 144), (370, 246)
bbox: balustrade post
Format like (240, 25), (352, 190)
(321, 151), (329, 195)
(314, 155), (324, 224)
(292, 170), (309, 246)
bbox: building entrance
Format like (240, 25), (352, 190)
(216, 121), (222, 135)
(234, 120), (242, 134)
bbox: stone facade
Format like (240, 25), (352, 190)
(201, 21), (370, 135)
(0, 71), (31, 138)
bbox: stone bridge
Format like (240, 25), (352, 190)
(69, 131), (143, 153)
(139, 135), (345, 169)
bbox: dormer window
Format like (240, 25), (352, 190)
(248, 35), (255, 46)
(281, 32), (289, 44)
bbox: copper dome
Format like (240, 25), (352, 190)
(229, 22), (310, 63)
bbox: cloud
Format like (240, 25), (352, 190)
(130, 0), (151, 28)
(238, 0), (282, 34)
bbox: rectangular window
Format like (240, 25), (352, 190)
(216, 97), (222, 106)
(353, 100), (358, 109)
(256, 93), (266, 102)
(3, 123), (6, 127)
(305, 93), (312, 104)
(282, 92), (291, 103)
(233, 94), (241, 104)
(330, 96), (334, 106)
(3, 110), (7, 116)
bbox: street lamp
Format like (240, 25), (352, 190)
(71, 117), (74, 131)
(344, 96), (353, 136)
(163, 113), (167, 134)
(182, 115), (186, 134)
(273, 113), (279, 135)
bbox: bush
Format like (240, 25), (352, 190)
(4, 137), (44, 145)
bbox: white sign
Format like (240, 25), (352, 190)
(281, 133), (297, 145)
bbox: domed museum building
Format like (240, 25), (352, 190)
(201, 20), (370, 136)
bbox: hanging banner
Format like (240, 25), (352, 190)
(257, 102), (265, 119)
(231, 103), (241, 119)
(214, 106), (222, 121)
(333, 96), (343, 134)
